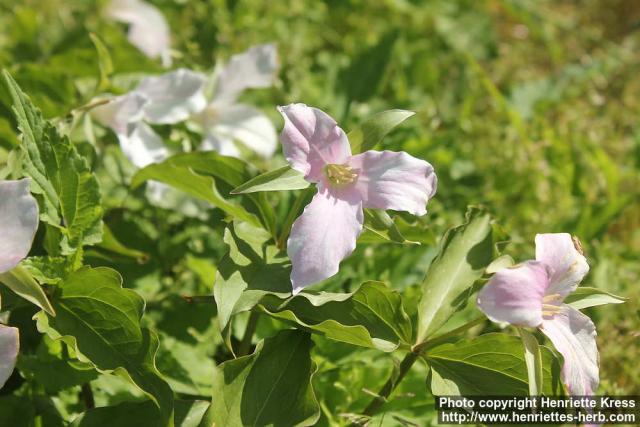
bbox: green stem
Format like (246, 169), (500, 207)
(237, 312), (260, 356)
(81, 383), (95, 409)
(413, 316), (486, 354)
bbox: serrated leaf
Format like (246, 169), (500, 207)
(360, 209), (418, 245)
(564, 287), (627, 310)
(426, 333), (562, 396)
(3, 71), (103, 254)
(201, 330), (319, 427)
(257, 281), (412, 352)
(214, 221), (290, 332)
(349, 109), (415, 153)
(70, 400), (208, 427)
(416, 207), (494, 343)
(231, 166), (310, 194)
(0, 265), (55, 315)
(34, 266), (174, 426)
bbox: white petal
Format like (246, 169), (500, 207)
(118, 122), (169, 168)
(0, 325), (19, 389)
(287, 188), (363, 293)
(136, 68), (207, 124)
(0, 179), (39, 273)
(107, 0), (171, 63)
(535, 233), (589, 299)
(200, 132), (241, 158)
(213, 43), (278, 104)
(91, 93), (148, 135)
(540, 305), (599, 395)
(204, 104), (276, 158)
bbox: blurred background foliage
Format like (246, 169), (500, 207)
(0, 0), (638, 425)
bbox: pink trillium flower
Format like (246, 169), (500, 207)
(477, 233), (598, 395)
(278, 104), (437, 293)
(0, 179), (38, 388)
(106, 0), (172, 67)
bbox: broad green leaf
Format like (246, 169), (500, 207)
(416, 207), (494, 343)
(131, 152), (274, 234)
(231, 166), (310, 194)
(565, 287), (627, 310)
(201, 330), (319, 427)
(426, 333), (562, 396)
(349, 109), (415, 153)
(89, 33), (114, 92)
(518, 328), (543, 396)
(0, 396), (34, 427)
(360, 209), (418, 245)
(34, 266), (174, 426)
(214, 221), (290, 332)
(485, 254), (514, 274)
(0, 265), (55, 315)
(3, 71), (103, 254)
(258, 281), (412, 352)
(70, 400), (208, 427)
(96, 223), (148, 261)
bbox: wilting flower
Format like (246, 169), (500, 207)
(477, 233), (598, 395)
(92, 44), (278, 168)
(0, 179), (39, 388)
(106, 0), (172, 67)
(278, 104), (437, 293)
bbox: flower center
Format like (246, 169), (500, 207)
(541, 293), (563, 318)
(324, 163), (358, 186)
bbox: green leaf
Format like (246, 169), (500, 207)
(231, 166), (310, 194)
(70, 400), (208, 427)
(131, 152), (274, 233)
(89, 33), (114, 92)
(95, 223), (148, 262)
(202, 330), (319, 427)
(257, 281), (412, 352)
(0, 265), (55, 315)
(0, 396), (34, 427)
(349, 109), (415, 153)
(485, 254), (514, 274)
(518, 328), (543, 396)
(564, 287), (627, 309)
(214, 221), (290, 332)
(426, 333), (562, 396)
(34, 266), (174, 426)
(416, 207), (494, 343)
(360, 209), (419, 245)
(3, 70), (103, 254)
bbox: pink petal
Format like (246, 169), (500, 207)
(348, 150), (437, 215)
(277, 103), (351, 182)
(107, 0), (171, 64)
(0, 179), (39, 273)
(136, 68), (207, 124)
(535, 233), (589, 299)
(287, 188), (363, 293)
(213, 44), (278, 105)
(540, 305), (599, 395)
(477, 261), (550, 328)
(0, 325), (19, 389)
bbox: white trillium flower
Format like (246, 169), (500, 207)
(0, 179), (39, 389)
(106, 0), (172, 67)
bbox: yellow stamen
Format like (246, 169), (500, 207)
(572, 235), (584, 255)
(325, 163), (358, 186)
(542, 293), (562, 303)
(542, 303), (562, 317)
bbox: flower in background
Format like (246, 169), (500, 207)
(0, 179), (39, 388)
(106, 0), (172, 67)
(477, 233), (598, 395)
(278, 103), (437, 294)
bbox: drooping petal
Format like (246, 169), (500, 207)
(118, 122), (169, 168)
(348, 150), (437, 216)
(0, 179), (39, 273)
(106, 0), (171, 65)
(277, 103), (351, 182)
(200, 133), (241, 158)
(91, 93), (148, 135)
(213, 43), (278, 105)
(0, 325), (19, 389)
(136, 68), (207, 124)
(540, 305), (599, 395)
(287, 188), (363, 293)
(477, 261), (550, 328)
(203, 104), (276, 158)
(535, 233), (589, 299)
